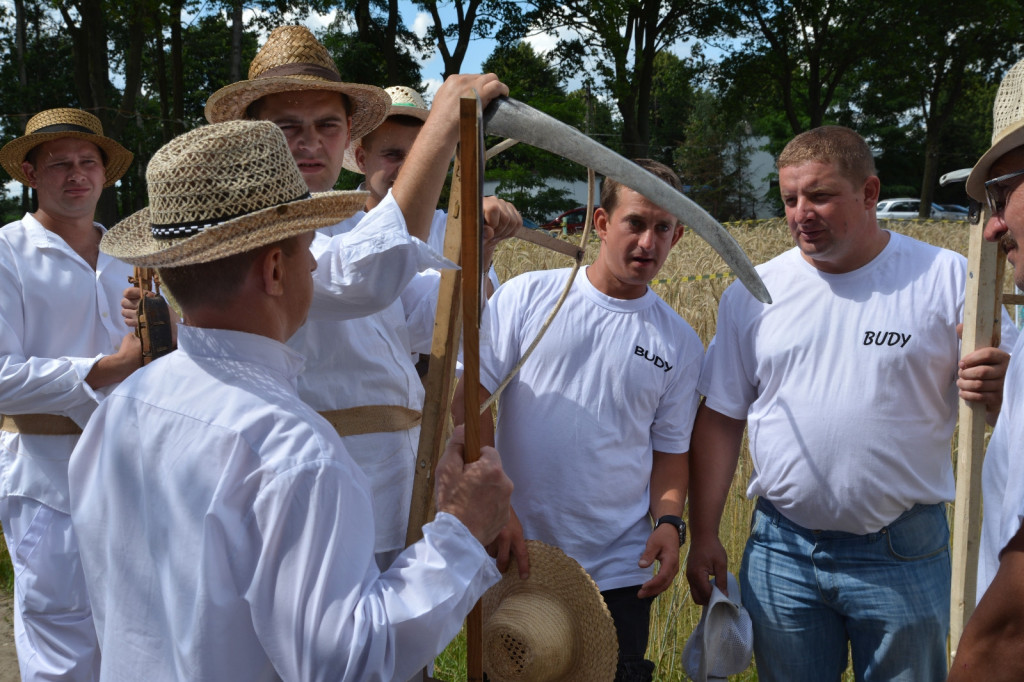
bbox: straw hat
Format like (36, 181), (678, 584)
(100, 120), (366, 268)
(204, 25), (390, 141)
(481, 540), (618, 682)
(342, 85), (430, 173)
(967, 58), (1024, 201)
(0, 108), (133, 187)
(681, 572), (753, 682)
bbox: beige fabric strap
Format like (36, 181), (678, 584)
(1, 414), (82, 435)
(319, 405), (422, 437)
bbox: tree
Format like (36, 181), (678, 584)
(855, 0), (1024, 215)
(529, 0), (724, 157)
(720, 0), (880, 136)
(320, 10), (422, 87)
(415, 0), (525, 77)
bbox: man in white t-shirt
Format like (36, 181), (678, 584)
(689, 125), (1016, 682)
(950, 58), (1024, 681)
(458, 159), (703, 682)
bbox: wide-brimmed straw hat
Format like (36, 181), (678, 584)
(101, 120), (366, 268)
(968, 59), (1024, 201)
(682, 572), (753, 682)
(342, 85), (430, 173)
(204, 24), (389, 142)
(481, 540), (618, 682)
(0, 108), (133, 188)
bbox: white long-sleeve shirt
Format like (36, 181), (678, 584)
(291, 198), (451, 556)
(0, 213), (132, 513)
(70, 325), (499, 682)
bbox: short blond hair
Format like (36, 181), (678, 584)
(777, 126), (876, 186)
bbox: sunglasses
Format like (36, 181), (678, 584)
(984, 168), (1024, 217)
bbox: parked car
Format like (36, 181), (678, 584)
(541, 207), (588, 234)
(876, 198), (965, 220)
(938, 204), (970, 220)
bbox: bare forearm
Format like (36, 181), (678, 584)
(950, 528), (1024, 681)
(688, 403), (745, 541)
(650, 450), (687, 519)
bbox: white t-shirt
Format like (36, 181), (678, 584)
(701, 232), (1018, 534)
(480, 267), (703, 590)
(978, 330), (1024, 599)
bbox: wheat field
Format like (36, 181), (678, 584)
(434, 217), (1001, 682)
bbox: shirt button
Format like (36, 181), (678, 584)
(102, 312), (109, 318)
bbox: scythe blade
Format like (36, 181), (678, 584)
(483, 97), (772, 304)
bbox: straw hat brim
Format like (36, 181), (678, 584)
(101, 190), (367, 267)
(966, 123), (1024, 201)
(0, 132), (133, 188)
(481, 540), (619, 682)
(342, 103), (430, 174)
(204, 78), (390, 141)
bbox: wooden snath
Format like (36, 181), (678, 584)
(949, 208), (1007, 658)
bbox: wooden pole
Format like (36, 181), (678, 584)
(950, 208), (1003, 658)
(459, 89), (485, 682)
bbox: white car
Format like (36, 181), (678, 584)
(876, 198), (965, 220)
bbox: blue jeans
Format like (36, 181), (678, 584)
(740, 498), (950, 682)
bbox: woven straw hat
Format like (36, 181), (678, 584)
(682, 572), (753, 682)
(101, 120), (366, 267)
(481, 540), (618, 682)
(204, 25), (389, 141)
(342, 85), (430, 173)
(0, 108), (133, 187)
(968, 59), (1024, 200)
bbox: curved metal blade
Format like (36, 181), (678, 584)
(483, 97), (772, 304)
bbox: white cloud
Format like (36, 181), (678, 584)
(523, 29), (559, 56)
(421, 78), (443, 104)
(412, 13), (432, 40)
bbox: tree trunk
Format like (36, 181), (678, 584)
(155, 11), (172, 143)
(170, 0), (185, 136)
(230, 0), (244, 83)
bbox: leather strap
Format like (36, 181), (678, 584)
(1, 414), (82, 435)
(318, 405), (422, 437)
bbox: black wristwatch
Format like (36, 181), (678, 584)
(655, 514), (686, 545)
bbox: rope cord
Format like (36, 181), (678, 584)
(479, 160), (595, 414)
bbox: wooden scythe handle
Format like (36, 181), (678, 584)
(460, 89), (486, 682)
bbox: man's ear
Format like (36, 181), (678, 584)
(863, 175), (881, 208)
(670, 222), (685, 247)
(20, 162), (37, 188)
(260, 245), (286, 297)
(354, 144), (367, 173)
(593, 207), (609, 241)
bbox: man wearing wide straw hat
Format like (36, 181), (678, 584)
(0, 107), (142, 681)
(202, 27), (520, 570)
(70, 120), (514, 680)
(950, 57), (1024, 680)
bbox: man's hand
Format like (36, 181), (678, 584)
(482, 196), (522, 245)
(435, 425), (513, 546)
(958, 344), (1010, 425)
(637, 523), (680, 598)
(685, 534), (730, 605)
(121, 286), (142, 328)
(85, 332), (142, 390)
(428, 73), (509, 139)
(487, 505), (530, 579)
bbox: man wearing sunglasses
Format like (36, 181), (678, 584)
(950, 58), (1024, 681)
(689, 124), (1017, 682)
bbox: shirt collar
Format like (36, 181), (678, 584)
(176, 325), (307, 383)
